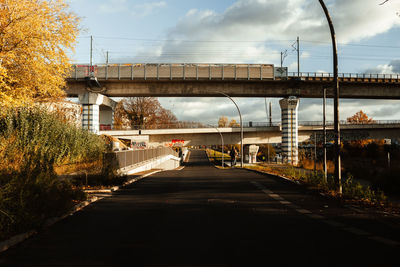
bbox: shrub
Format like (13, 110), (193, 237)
(0, 106), (105, 240)
(343, 174), (387, 203)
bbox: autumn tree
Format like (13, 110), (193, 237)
(347, 110), (375, 124)
(218, 116), (228, 127)
(0, 0), (79, 108)
(228, 119), (240, 127)
(346, 110), (376, 147)
(113, 101), (130, 129)
(116, 97), (177, 129)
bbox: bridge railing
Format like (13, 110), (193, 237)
(69, 64), (399, 82)
(70, 63), (277, 81)
(288, 72), (400, 80)
(299, 120), (400, 126)
(109, 120), (400, 131)
(104, 147), (178, 170)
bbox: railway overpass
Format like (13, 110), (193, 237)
(66, 63), (400, 164)
(66, 64), (400, 99)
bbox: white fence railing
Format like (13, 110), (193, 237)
(104, 147), (178, 169)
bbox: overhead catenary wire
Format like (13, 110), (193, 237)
(77, 35), (400, 49)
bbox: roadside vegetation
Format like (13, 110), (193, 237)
(206, 147), (388, 207)
(254, 164), (386, 204)
(0, 107), (105, 241)
(298, 111), (400, 198)
(0, 0), (84, 241)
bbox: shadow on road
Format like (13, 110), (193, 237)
(183, 150), (211, 167)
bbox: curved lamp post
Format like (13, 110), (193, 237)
(218, 92), (243, 168)
(318, 0), (342, 193)
(208, 124), (225, 167)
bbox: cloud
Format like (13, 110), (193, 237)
(364, 59), (400, 74)
(132, 1), (166, 18)
(98, 0), (166, 17)
(140, 0), (400, 65)
(132, 0), (400, 124)
(159, 97), (400, 125)
(98, 0), (128, 14)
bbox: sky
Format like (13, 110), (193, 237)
(68, 0), (400, 125)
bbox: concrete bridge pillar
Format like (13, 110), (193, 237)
(79, 92), (117, 133)
(244, 145), (259, 164)
(279, 97), (300, 165)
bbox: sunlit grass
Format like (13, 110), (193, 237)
(0, 107), (105, 241)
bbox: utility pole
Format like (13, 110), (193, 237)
(297, 36), (300, 77)
(106, 51), (109, 65)
(90, 35), (93, 76)
(323, 88), (327, 183)
(319, 0), (341, 193)
(264, 98), (268, 123)
(314, 132), (317, 173)
(269, 102), (272, 127)
(90, 35), (93, 67)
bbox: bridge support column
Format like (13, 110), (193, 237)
(244, 145), (259, 164)
(279, 97), (300, 165)
(82, 103), (100, 133)
(79, 92), (117, 133)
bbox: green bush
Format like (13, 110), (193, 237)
(0, 106), (105, 240)
(343, 174), (387, 203)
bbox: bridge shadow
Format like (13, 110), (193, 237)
(184, 150), (212, 167)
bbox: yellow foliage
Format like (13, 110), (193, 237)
(0, 0), (79, 108)
(346, 110), (375, 124)
(218, 116), (228, 127)
(228, 119), (240, 127)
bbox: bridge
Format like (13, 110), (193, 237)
(100, 121), (400, 149)
(66, 64), (400, 99)
(66, 63), (400, 164)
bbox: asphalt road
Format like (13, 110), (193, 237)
(1, 150), (400, 266)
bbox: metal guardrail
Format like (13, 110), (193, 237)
(110, 120), (400, 130)
(104, 147), (178, 169)
(288, 72), (400, 80)
(299, 120), (400, 126)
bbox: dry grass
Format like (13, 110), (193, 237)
(54, 160), (103, 176)
(299, 158), (335, 174)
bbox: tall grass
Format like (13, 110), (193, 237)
(0, 107), (105, 240)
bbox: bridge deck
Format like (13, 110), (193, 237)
(66, 64), (400, 99)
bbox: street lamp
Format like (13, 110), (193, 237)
(208, 124), (225, 168)
(218, 92), (243, 168)
(318, 0), (342, 193)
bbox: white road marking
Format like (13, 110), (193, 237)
(369, 236), (400, 246)
(262, 189), (273, 194)
(250, 181), (400, 246)
(268, 194), (284, 201)
(306, 214), (325, 220)
(343, 227), (370, 236)
(296, 209), (312, 214)
(323, 220), (347, 228)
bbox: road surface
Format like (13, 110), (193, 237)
(1, 150), (400, 266)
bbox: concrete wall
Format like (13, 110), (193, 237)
(99, 105), (113, 126)
(121, 154), (181, 175)
(101, 125), (400, 147)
